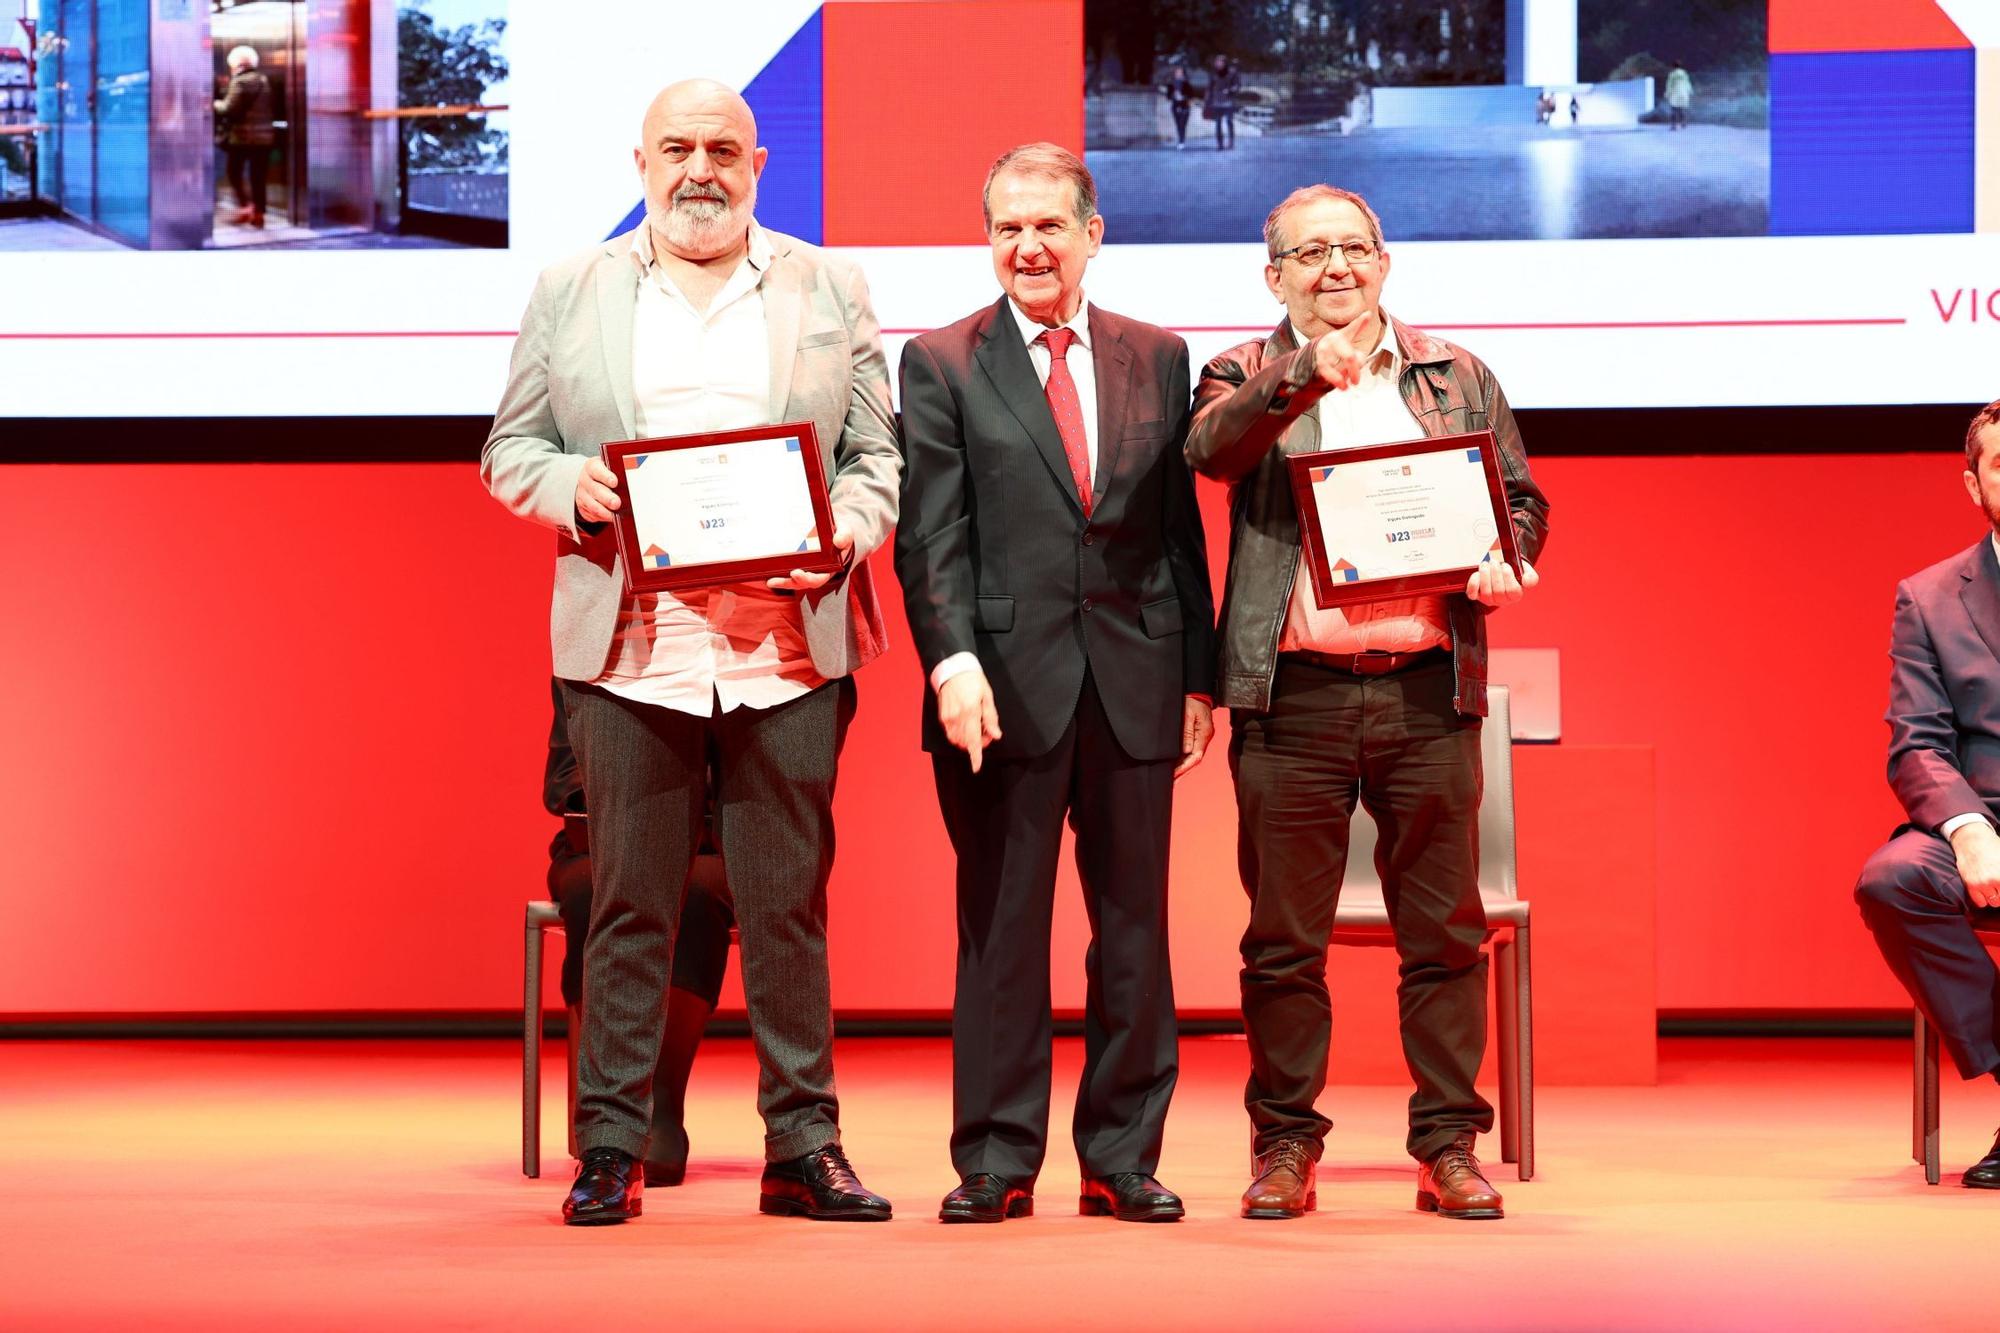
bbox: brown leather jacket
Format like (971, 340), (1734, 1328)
(1185, 316), (1550, 716)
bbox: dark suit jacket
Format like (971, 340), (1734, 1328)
(895, 298), (1216, 762)
(1889, 536), (2000, 830)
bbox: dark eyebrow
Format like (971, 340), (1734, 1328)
(656, 134), (743, 151)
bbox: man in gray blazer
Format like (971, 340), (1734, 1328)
(1857, 398), (2000, 1190)
(482, 79), (900, 1225)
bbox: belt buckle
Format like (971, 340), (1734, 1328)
(1350, 650), (1397, 676)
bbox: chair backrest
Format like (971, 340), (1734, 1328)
(1340, 684), (1518, 901)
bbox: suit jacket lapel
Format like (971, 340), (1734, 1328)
(1090, 308), (1132, 507)
(1960, 538), (2000, 665)
(763, 238), (804, 422)
(973, 297), (1084, 517)
(594, 244), (638, 439)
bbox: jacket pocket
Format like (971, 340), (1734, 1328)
(800, 326), (847, 349)
(976, 595), (1015, 632)
(1140, 596), (1183, 638)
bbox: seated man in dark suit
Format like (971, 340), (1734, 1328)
(1857, 399), (2000, 1189)
(545, 679), (736, 1185)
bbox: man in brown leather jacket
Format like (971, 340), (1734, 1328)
(1185, 185), (1550, 1222)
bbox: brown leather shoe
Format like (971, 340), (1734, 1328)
(1242, 1138), (1317, 1219)
(1417, 1135), (1504, 1220)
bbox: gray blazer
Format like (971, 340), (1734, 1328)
(482, 226), (902, 682)
(1889, 537), (2000, 831)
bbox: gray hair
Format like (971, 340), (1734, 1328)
(1263, 184), (1386, 259)
(227, 45), (259, 70)
(982, 142), (1097, 231)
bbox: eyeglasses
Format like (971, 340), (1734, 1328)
(1272, 240), (1380, 270)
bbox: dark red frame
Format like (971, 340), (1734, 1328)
(1286, 429), (1520, 609)
(602, 421), (840, 594)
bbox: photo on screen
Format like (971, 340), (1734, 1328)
(0, 0), (507, 251)
(1083, 0), (1771, 243)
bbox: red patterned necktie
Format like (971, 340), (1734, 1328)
(1038, 327), (1092, 516)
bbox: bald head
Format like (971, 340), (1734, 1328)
(640, 79), (758, 152)
(632, 78), (766, 263)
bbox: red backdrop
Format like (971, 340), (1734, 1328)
(0, 450), (1961, 1023)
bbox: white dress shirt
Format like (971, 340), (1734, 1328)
(930, 297), (1100, 693)
(1278, 316), (1452, 657)
(594, 223), (825, 716)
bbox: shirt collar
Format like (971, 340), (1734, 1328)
(1290, 312), (1401, 377)
(628, 219), (774, 277)
(1009, 295), (1092, 351)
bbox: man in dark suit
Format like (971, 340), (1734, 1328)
(1857, 398), (2000, 1189)
(895, 143), (1217, 1224)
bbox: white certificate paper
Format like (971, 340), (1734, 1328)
(1305, 442), (1503, 585)
(621, 434), (822, 573)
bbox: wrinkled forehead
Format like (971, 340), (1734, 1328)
(1275, 198), (1374, 249)
(643, 94), (757, 151)
(987, 170), (1080, 225)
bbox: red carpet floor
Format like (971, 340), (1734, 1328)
(3, 1034), (1996, 1330)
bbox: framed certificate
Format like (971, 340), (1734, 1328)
(1286, 430), (1520, 608)
(602, 422), (840, 594)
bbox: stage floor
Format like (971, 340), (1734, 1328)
(3, 1034), (1995, 1330)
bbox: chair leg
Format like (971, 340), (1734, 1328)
(1912, 1011), (1925, 1165)
(565, 1002), (582, 1161)
(1919, 1011), (1942, 1186)
(1494, 936), (1519, 1167)
(524, 914), (544, 1179)
(1514, 922), (1535, 1182)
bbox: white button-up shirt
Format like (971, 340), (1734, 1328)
(1279, 316), (1452, 656)
(593, 223), (824, 716)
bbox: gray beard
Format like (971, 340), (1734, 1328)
(648, 181), (757, 260)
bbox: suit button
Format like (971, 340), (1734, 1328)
(1082, 532), (1094, 546)
(1081, 598), (1094, 613)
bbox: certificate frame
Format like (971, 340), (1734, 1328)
(601, 421), (839, 594)
(1286, 429), (1521, 609)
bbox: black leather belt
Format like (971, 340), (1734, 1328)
(1282, 647), (1448, 676)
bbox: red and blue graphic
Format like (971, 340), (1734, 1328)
(606, 2), (1082, 247)
(1768, 1), (1981, 235)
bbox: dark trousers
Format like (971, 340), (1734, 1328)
(1230, 656), (1493, 1162)
(1213, 112), (1236, 148)
(548, 839), (734, 1008)
(935, 671), (1179, 1186)
(1857, 829), (2000, 1080)
(225, 144), (268, 214)
(550, 851), (734, 1165)
(1171, 104), (1190, 143)
(559, 678), (853, 1162)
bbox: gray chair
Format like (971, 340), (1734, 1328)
(1911, 919), (2000, 1185)
(522, 899), (566, 1178)
(1329, 685), (1534, 1180)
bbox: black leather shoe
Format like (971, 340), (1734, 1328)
(1965, 1129), (2000, 1189)
(1079, 1173), (1183, 1222)
(940, 1173), (1033, 1223)
(563, 1146), (642, 1225)
(759, 1145), (893, 1221)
